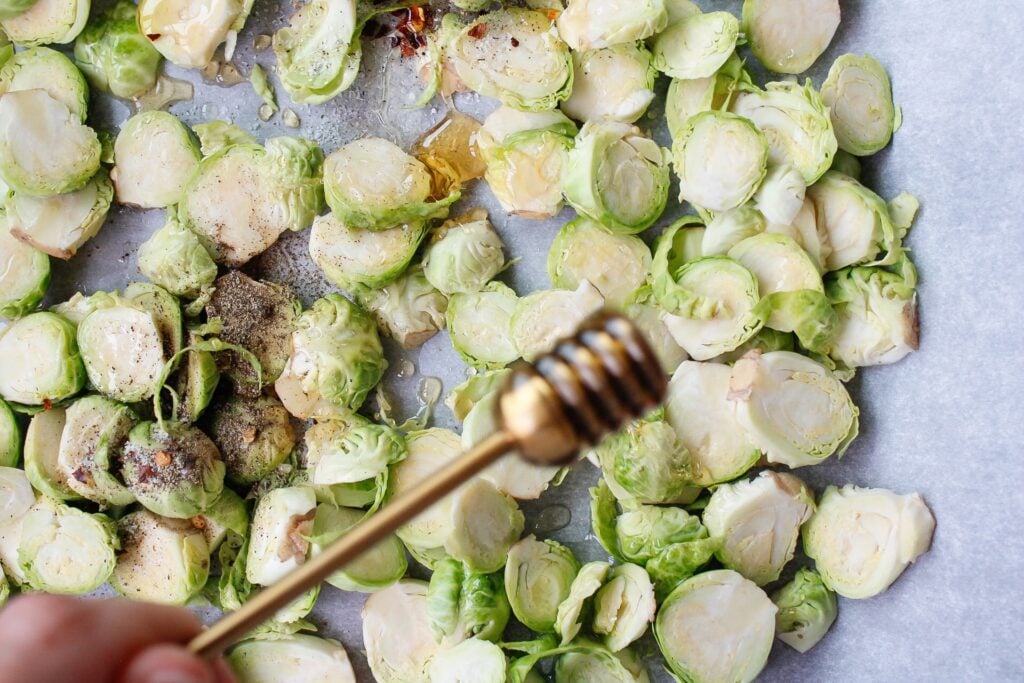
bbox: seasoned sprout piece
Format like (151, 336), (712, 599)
(323, 138), (456, 231)
(822, 54), (897, 156)
(175, 333), (220, 423)
(772, 567), (837, 653)
(309, 504), (407, 593)
(0, 47), (88, 121)
(594, 413), (695, 505)
(673, 111), (768, 212)
(804, 485), (935, 599)
(0, 312), (85, 405)
(306, 419), (404, 486)
(423, 212), (505, 296)
(356, 265), (448, 350)
(743, 0), (840, 75)
(549, 218), (650, 309)
(447, 282), (518, 369)
(288, 293), (385, 413)
(478, 106), (576, 219)
(138, 215), (217, 300)
(391, 429), (461, 553)
(730, 351), (858, 468)
(704, 471), (815, 585)
(74, 0), (162, 99)
(808, 171), (901, 271)
(23, 408), (77, 500)
(0, 219), (49, 318)
(5, 170), (112, 259)
(111, 509), (210, 605)
(556, 0), (667, 51)
(77, 301), (165, 402)
(121, 421), (225, 518)
(180, 136), (324, 267)
(563, 43), (657, 124)
(665, 361), (759, 486)
(511, 281), (604, 361)
(57, 395), (136, 506)
(246, 486), (316, 586)
(505, 536), (580, 632)
(0, 0), (89, 45)
(112, 111), (200, 208)
(137, 0), (241, 67)
(429, 638), (507, 683)
(272, 0), (360, 105)
(310, 213), (427, 290)
(652, 12), (739, 80)
(445, 478), (524, 574)
(592, 563), (656, 652)
(207, 271), (301, 391)
(555, 561), (609, 644)
(363, 580), (439, 683)
(449, 9), (573, 112)
(0, 89), (99, 197)
(563, 121), (670, 234)
(208, 395), (296, 486)
(427, 559), (510, 644)
(700, 205), (766, 256)
(124, 282), (183, 359)
(731, 81), (837, 185)
(827, 260), (918, 367)
(18, 499), (117, 594)
(655, 570), (776, 683)
(228, 634), (356, 683)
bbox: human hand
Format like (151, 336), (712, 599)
(0, 594), (236, 683)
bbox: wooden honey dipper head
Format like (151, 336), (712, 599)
(499, 311), (667, 467)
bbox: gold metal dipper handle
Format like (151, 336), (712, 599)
(188, 311), (665, 658)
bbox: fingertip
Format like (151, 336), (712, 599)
(118, 645), (219, 683)
(213, 657), (238, 683)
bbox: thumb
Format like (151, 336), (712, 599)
(118, 644), (220, 683)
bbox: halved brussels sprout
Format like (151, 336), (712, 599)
(658, 258), (765, 360)
(447, 282), (518, 369)
(138, 0), (241, 68)
(766, 194), (831, 273)
(563, 43), (656, 123)
(207, 271), (301, 391)
(613, 503), (708, 566)
(0, 46), (88, 120)
(323, 137), (457, 231)
(57, 395), (136, 506)
(121, 420), (225, 518)
(665, 76), (715, 140)
(623, 303), (688, 375)
(17, 499), (117, 593)
(549, 217), (651, 309)
(704, 471), (815, 585)
(731, 81), (837, 184)
(664, 361), (759, 486)
(742, 0), (840, 74)
(807, 171), (900, 270)
(427, 558), (510, 644)
(0, 466), (33, 527)
(555, 644), (650, 683)
(0, 311), (85, 405)
(310, 213), (427, 290)
(208, 395), (296, 486)
(175, 333), (220, 423)
(655, 570), (776, 683)
(78, 301), (166, 402)
(772, 567), (837, 653)
(827, 259), (918, 367)
(505, 535), (580, 632)
(754, 163), (807, 226)
(652, 11), (738, 80)
(25, 407), (76, 499)
(445, 369), (511, 422)
(804, 485), (935, 599)
(306, 418), (404, 487)
(356, 264), (448, 350)
(110, 509), (210, 605)
(0, 219), (49, 318)
(429, 638), (507, 683)
(700, 204), (766, 256)
(0, 0), (89, 46)
(112, 111), (200, 208)
(246, 485), (316, 586)
(423, 211), (505, 296)
(592, 412), (695, 505)
(729, 351), (858, 468)
(0, 89), (99, 197)
(445, 478), (524, 574)
(478, 106), (576, 219)
(592, 563), (656, 652)
(228, 634), (356, 683)
(672, 111), (768, 212)
(180, 136), (323, 267)
(363, 580), (438, 683)
(4, 170), (112, 259)
(821, 54), (896, 156)
(555, 561), (609, 644)
(194, 487), (248, 552)
(124, 282), (183, 358)
(272, 0), (360, 104)
(563, 121), (670, 234)
(556, 0), (667, 51)
(309, 503), (407, 593)
(74, 0), (161, 99)
(511, 281), (604, 361)
(288, 293), (385, 413)
(391, 429), (461, 553)
(449, 9), (573, 112)
(138, 214), (217, 300)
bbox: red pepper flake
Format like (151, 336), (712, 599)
(146, 33), (161, 41)
(468, 23), (488, 39)
(546, 9), (559, 22)
(511, 37), (520, 47)
(42, 398), (52, 411)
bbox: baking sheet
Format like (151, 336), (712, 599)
(56, 0), (1024, 680)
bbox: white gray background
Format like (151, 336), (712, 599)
(57, 0), (1024, 680)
